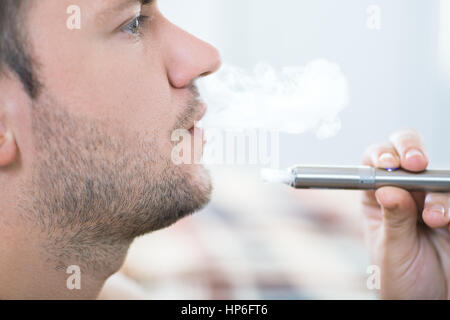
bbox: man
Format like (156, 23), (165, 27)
(0, 0), (447, 299)
(0, 0), (220, 299)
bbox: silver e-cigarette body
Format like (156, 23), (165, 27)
(262, 165), (450, 192)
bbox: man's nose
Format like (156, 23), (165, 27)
(163, 20), (222, 89)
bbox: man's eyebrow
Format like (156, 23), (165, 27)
(98, 0), (153, 19)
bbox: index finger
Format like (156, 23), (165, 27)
(389, 129), (429, 172)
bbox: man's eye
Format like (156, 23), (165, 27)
(121, 15), (149, 36)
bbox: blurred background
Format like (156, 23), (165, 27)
(109, 0), (449, 300)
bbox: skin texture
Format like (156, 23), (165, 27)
(0, 0), (220, 299)
(362, 129), (450, 299)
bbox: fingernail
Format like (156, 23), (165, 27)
(429, 204), (446, 217)
(405, 149), (424, 160)
(378, 153), (397, 167)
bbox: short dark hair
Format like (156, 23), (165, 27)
(0, 0), (40, 98)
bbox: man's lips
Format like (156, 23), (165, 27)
(188, 102), (207, 131)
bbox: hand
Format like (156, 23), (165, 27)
(362, 129), (450, 299)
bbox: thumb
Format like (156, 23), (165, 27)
(375, 187), (419, 248)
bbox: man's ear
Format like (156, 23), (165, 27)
(0, 117), (17, 167)
(0, 68), (33, 168)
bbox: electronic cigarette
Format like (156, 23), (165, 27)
(261, 165), (450, 192)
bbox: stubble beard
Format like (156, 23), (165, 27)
(18, 92), (212, 274)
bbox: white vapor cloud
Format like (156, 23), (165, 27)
(197, 59), (350, 139)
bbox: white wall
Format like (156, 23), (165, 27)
(159, 0), (448, 167)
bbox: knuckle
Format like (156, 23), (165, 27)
(363, 144), (380, 163)
(366, 143), (394, 156)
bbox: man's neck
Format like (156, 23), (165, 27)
(0, 221), (130, 299)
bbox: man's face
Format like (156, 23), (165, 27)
(13, 0), (221, 258)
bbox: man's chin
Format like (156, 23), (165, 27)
(122, 162), (212, 238)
